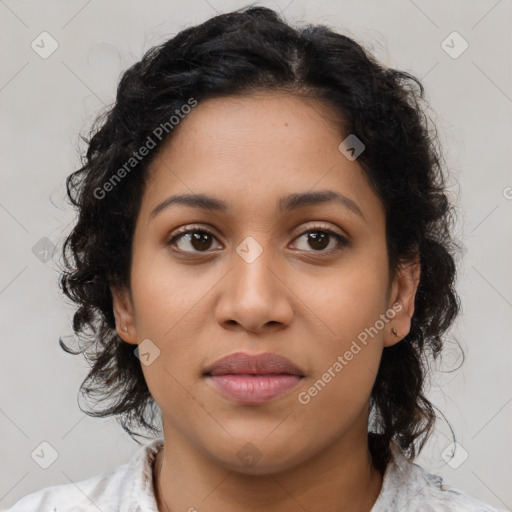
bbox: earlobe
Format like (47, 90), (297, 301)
(110, 284), (138, 345)
(384, 253), (421, 348)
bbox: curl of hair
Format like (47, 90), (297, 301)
(59, 5), (461, 467)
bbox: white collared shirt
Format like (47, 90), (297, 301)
(3, 438), (506, 511)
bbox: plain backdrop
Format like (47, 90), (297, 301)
(1, 0), (511, 510)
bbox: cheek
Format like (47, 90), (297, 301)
(297, 280), (386, 424)
(129, 248), (220, 398)
(292, 249), (388, 410)
(131, 262), (204, 416)
(295, 247), (389, 348)
(129, 245), (217, 337)
(296, 347), (381, 440)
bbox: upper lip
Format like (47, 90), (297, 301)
(204, 352), (305, 377)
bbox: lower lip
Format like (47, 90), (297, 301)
(207, 374), (303, 404)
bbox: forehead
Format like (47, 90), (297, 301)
(139, 91), (384, 226)
(154, 91), (344, 163)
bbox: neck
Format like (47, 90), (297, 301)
(153, 422), (384, 512)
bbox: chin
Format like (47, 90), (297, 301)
(204, 434), (313, 476)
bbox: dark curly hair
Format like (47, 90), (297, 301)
(59, 5), (461, 474)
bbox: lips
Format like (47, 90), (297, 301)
(203, 351), (304, 377)
(203, 352), (305, 404)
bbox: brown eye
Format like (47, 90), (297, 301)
(291, 227), (348, 254)
(168, 228), (222, 253)
(306, 231), (330, 250)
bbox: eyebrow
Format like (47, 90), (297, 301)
(150, 190), (366, 222)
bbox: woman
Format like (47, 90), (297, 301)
(5, 6), (505, 512)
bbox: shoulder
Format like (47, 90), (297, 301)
(372, 442), (507, 512)
(2, 468), (125, 512)
(3, 438), (164, 512)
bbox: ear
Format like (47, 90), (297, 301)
(110, 284), (138, 345)
(383, 251), (421, 348)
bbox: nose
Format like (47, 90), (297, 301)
(214, 241), (294, 334)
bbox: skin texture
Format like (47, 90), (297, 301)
(111, 91), (420, 512)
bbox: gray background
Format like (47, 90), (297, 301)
(1, 0), (511, 509)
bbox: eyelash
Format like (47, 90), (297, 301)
(166, 223), (349, 256)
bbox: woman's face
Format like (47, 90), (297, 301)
(112, 91), (419, 473)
